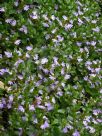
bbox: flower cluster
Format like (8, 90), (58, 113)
(0, 0), (102, 135)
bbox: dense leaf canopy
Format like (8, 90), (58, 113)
(0, 0), (102, 135)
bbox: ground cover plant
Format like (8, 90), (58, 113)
(0, 0), (102, 135)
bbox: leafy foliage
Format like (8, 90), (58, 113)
(0, 0), (102, 135)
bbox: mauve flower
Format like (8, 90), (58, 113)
(89, 127), (95, 133)
(38, 90), (43, 95)
(0, 68), (9, 75)
(73, 12), (78, 16)
(40, 121), (49, 129)
(9, 95), (13, 103)
(52, 97), (55, 103)
(85, 61), (92, 66)
(18, 75), (23, 80)
(61, 62), (65, 67)
(21, 101), (25, 106)
(97, 119), (102, 123)
(63, 127), (68, 133)
(22, 116), (28, 121)
(26, 53), (30, 58)
(57, 35), (64, 42)
(42, 69), (49, 74)
(8, 81), (13, 85)
(2, 98), (6, 104)
(95, 13), (99, 17)
(71, 32), (77, 38)
(19, 25), (28, 34)
(56, 17), (63, 26)
(45, 102), (53, 111)
(0, 102), (3, 109)
(41, 58), (48, 64)
(38, 74), (43, 79)
(42, 14), (48, 20)
(36, 97), (42, 105)
(14, 1), (19, 7)
(100, 89), (102, 94)
(35, 80), (42, 87)
(90, 74), (96, 78)
(51, 28), (57, 34)
(93, 109), (101, 115)
(91, 41), (96, 46)
(43, 116), (48, 120)
(15, 50), (22, 56)
(0, 54), (2, 58)
(14, 59), (24, 67)
(83, 17), (90, 22)
(92, 27), (100, 32)
(49, 75), (55, 80)
(76, 42), (82, 46)
(35, 60), (40, 64)
(63, 125), (73, 133)
(84, 76), (88, 81)
(45, 34), (50, 40)
(11, 20), (16, 26)
(0, 7), (5, 12)
(37, 105), (45, 109)
(68, 125), (73, 130)
(5, 51), (12, 58)
(34, 54), (38, 60)
(61, 68), (64, 75)
(73, 130), (80, 136)
(80, 48), (83, 53)
(29, 88), (34, 93)
(83, 120), (88, 126)
(86, 41), (90, 45)
(78, 18), (83, 25)
(85, 116), (91, 122)
(61, 82), (65, 87)
(14, 39), (21, 45)
(7, 103), (12, 109)
(64, 24), (73, 30)
(29, 105), (35, 111)
(95, 68), (101, 73)
(92, 20), (97, 24)
(76, 1), (83, 6)
(51, 15), (55, 20)
(93, 60), (98, 64)
(33, 118), (38, 124)
(30, 11), (38, 19)
(57, 91), (63, 96)
(77, 58), (83, 62)
(53, 57), (59, 66)
(24, 5), (29, 11)
(43, 23), (49, 27)
(26, 46), (32, 51)
(92, 119), (98, 124)
(50, 83), (56, 89)
(5, 19), (16, 26)
(18, 95), (22, 99)
(52, 38), (58, 44)
(63, 15), (67, 20)
(73, 85), (78, 89)
(18, 105), (25, 112)
(5, 19), (12, 23)
(78, 10), (83, 15)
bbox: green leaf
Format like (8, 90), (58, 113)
(57, 109), (65, 114)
